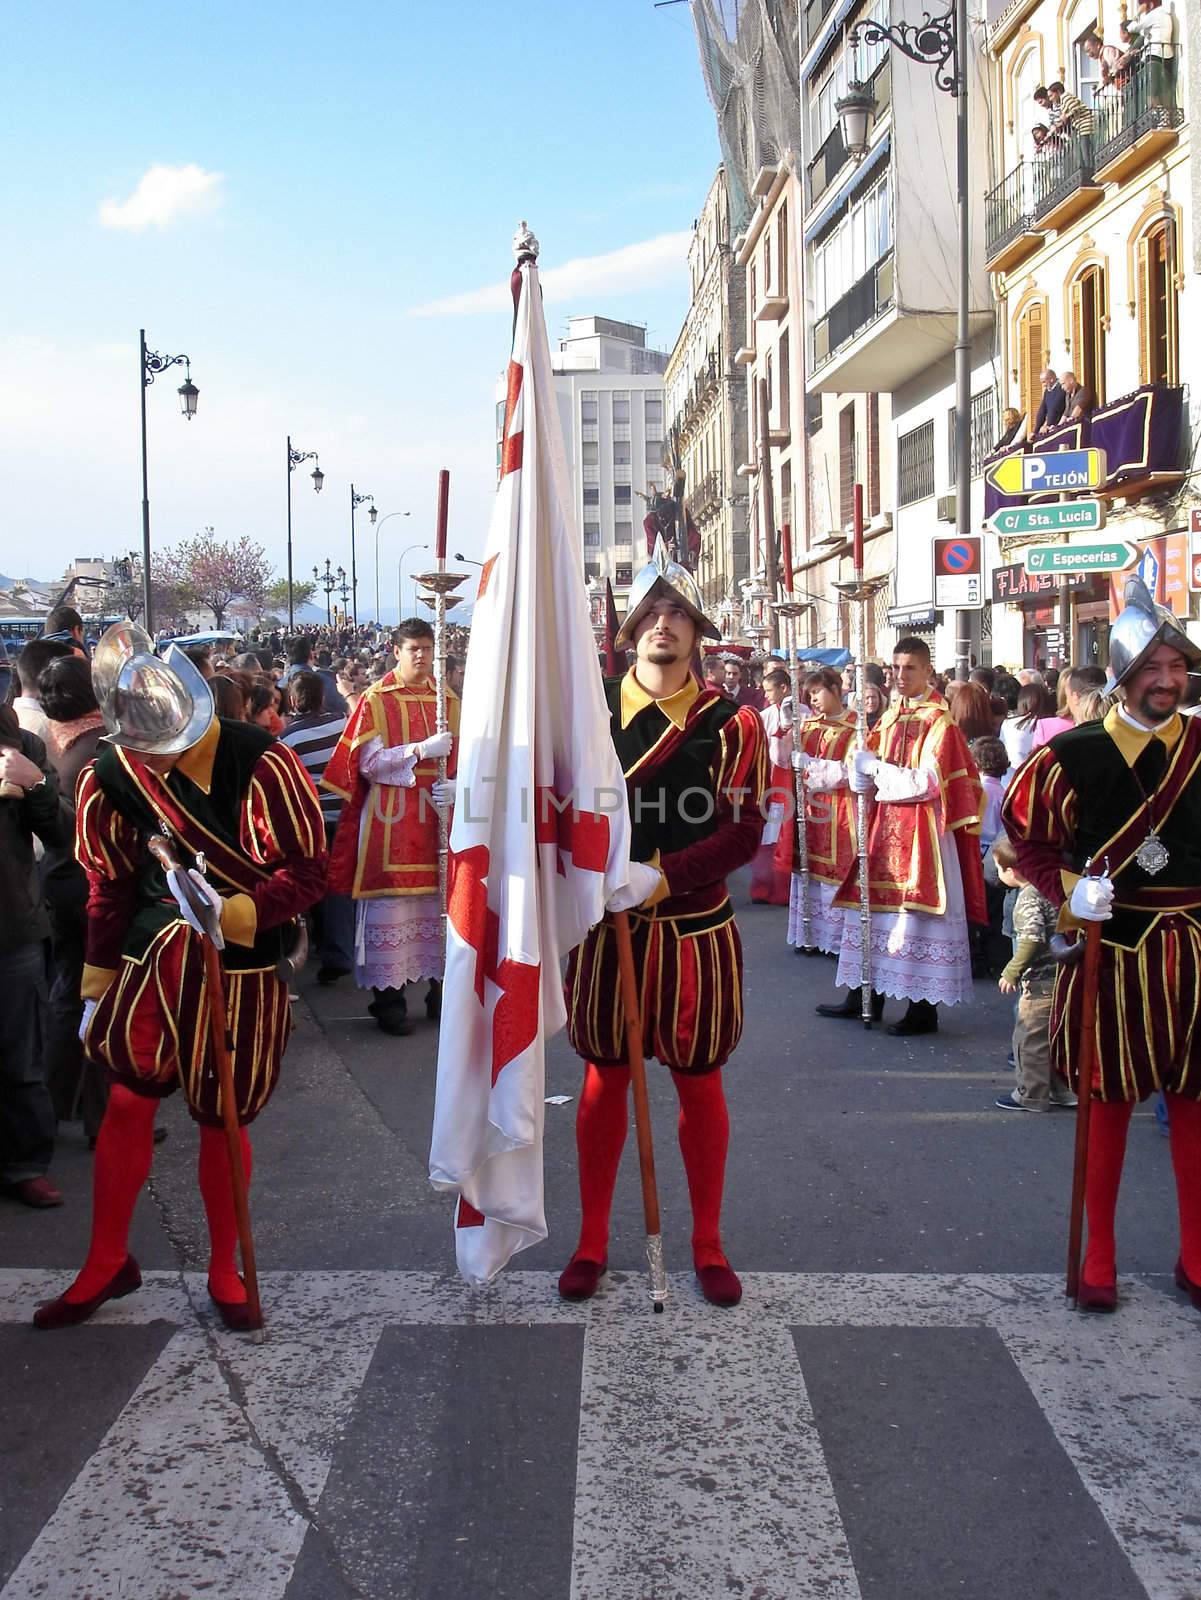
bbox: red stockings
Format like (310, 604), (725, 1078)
(1166, 1092), (1201, 1284)
(571, 1061), (731, 1271)
(199, 1124), (253, 1304)
(67, 1084), (158, 1302)
(1082, 1098), (1133, 1289)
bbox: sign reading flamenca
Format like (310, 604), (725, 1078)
(991, 563), (1091, 604)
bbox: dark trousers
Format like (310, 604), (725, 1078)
(316, 821), (355, 970)
(45, 902), (108, 1139)
(0, 943), (56, 1183)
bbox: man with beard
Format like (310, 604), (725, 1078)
(560, 541), (768, 1307)
(1004, 578), (1201, 1314)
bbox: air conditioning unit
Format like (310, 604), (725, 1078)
(936, 494), (957, 523)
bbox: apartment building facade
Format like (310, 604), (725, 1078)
(664, 166), (752, 608)
(983, 0), (1196, 669)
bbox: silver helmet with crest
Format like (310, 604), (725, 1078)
(613, 535), (721, 651)
(1106, 575), (1201, 694)
(92, 620), (215, 755)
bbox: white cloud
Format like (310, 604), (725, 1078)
(99, 163), (224, 231)
(409, 230), (690, 317)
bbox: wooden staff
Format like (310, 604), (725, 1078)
(1065, 917), (1104, 1306)
(612, 909), (667, 1311)
(147, 835), (264, 1339)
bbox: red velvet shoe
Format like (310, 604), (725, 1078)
(32, 1255), (142, 1330)
(1174, 1258), (1201, 1312)
(208, 1278), (258, 1332)
(557, 1257), (607, 1301)
(696, 1263), (743, 1307)
(1077, 1277), (1117, 1313)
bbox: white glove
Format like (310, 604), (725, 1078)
(848, 749), (878, 794)
(415, 730), (453, 761)
(431, 778), (456, 809)
(791, 750), (813, 773)
(166, 867), (226, 949)
(79, 998), (98, 1044)
(605, 861), (664, 913)
(1069, 874), (1115, 922)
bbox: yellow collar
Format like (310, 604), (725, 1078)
(1104, 703), (1183, 767)
(620, 669), (699, 731)
(173, 717), (220, 795)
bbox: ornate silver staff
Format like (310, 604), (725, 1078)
(833, 484), (888, 1029)
(414, 468), (468, 931)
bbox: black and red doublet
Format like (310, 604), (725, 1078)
(1003, 706), (1201, 1103)
(566, 672), (768, 1072)
(78, 717), (328, 1124)
(1003, 704), (1201, 1304)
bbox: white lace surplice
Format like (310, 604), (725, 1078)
(352, 734), (445, 989)
(355, 895), (444, 989)
(787, 875), (844, 955)
(834, 762), (973, 1006)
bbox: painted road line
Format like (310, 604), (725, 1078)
(572, 1317), (860, 1600)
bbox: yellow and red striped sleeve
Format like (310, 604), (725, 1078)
(1000, 744), (1080, 905)
(75, 763), (139, 997)
(227, 741), (328, 944)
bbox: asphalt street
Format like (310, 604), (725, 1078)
(2, 871), (1197, 1600)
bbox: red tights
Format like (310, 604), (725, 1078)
(65, 1085), (252, 1307)
(572, 1062), (730, 1270)
(1083, 1092), (1201, 1286)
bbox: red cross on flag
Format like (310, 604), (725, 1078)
(428, 230), (638, 1286)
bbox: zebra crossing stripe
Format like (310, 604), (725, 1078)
(1, 1270), (1197, 1600)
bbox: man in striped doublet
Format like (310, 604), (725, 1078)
(1003, 578), (1201, 1315)
(33, 625), (327, 1332)
(560, 541), (768, 1309)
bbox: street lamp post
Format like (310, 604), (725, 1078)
(336, 569), (350, 628)
(139, 329), (198, 634)
(397, 541), (429, 621)
(313, 559), (342, 628)
(838, 0), (972, 679)
(349, 485), (375, 628)
(287, 440), (324, 634)
(372, 510), (412, 623)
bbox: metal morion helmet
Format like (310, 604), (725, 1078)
(613, 535), (722, 651)
(92, 620), (215, 755)
(1106, 574), (1201, 694)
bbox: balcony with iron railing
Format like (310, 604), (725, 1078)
(984, 161), (1044, 274)
(1092, 62), (1184, 185)
(1028, 130), (1103, 233)
(688, 470), (722, 519)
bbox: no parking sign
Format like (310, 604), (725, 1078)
(932, 535), (984, 610)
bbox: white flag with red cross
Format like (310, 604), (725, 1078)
(428, 236), (636, 1286)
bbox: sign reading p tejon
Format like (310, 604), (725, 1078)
(985, 448), (1107, 497)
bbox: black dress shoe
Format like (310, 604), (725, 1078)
(1078, 1276), (1117, 1313)
(33, 1255), (142, 1330)
(425, 980), (442, 1021)
(816, 989), (885, 1021)
(887, 1001), (938, 1036)
(369, 987), (411, 1035)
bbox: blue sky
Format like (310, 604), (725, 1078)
(1, 1), (722, 620)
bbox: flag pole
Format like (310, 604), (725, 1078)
(833, 486), (888, 1029)
(414, 470), (467, 931)
(612, 909), (668, 1311)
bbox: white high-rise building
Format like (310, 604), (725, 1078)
(498, 315), (668, 598)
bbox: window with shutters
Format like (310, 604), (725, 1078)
(750, 262), (757, 316)
(1068, 265), (1106, 405)
(839, 404), (857, 528)
(777, 202), (789, 299)
(1137, 223), (1178, 386)
(763, 233), (772, 295)
(778, 331), (790, 430)
(1015, 299), (1047, 433)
